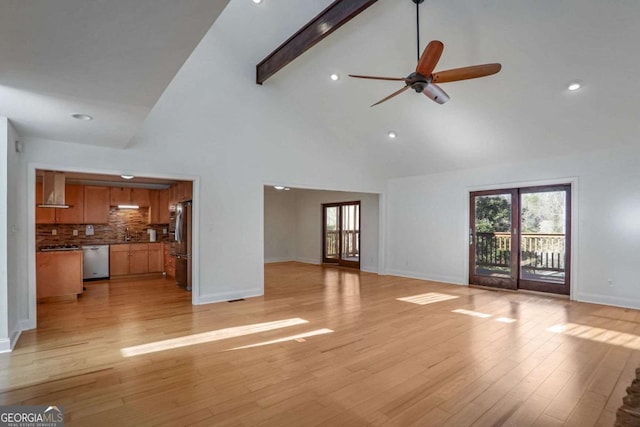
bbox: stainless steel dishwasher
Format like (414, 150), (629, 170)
(82, 245), (110, 280)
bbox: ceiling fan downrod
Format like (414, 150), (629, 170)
(413, 0), (425, 63)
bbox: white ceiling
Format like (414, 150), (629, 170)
(0, 0), (229, 148)
(2, 0), (640, 178)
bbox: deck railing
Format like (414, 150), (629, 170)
(326, 230), (359, 258)
(475, 232), (565, 271)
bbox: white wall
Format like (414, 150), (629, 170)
(9, 1), (383, 338)
(264, 189), (296, 263)
(293, 190), (379, 273)
(386, 145), (640, 310)
(6, 121), (26, 349)
(0, 118), (24, 351)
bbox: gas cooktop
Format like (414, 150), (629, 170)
(39, 244), (80, 252)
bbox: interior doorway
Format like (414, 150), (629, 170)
(322, 201), (360, 269)
(469, 184), (571, 295)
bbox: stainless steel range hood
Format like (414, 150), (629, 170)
(38, 171), (70, 208)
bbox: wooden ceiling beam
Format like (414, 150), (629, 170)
(256, 0), (378, 85)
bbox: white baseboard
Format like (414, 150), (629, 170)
(386, 269), (464, 286)
(0, 338), (11, 353)
(264, 257), (294, 264)
(294, 257), (320, 265)
(360, 265), (378, 274)
(0, 323), (25, 353)
(576, 292), (640, 310)
(196, 287), (263, 305)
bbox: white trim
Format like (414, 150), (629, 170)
(360, 266), (379, 274)
(386, 269), (465, 286)
(294, 257), (320, 265)
(0, 338), (10, 353)
(196, 288), (263, 305)
(463, 176), (579, 299)
(576, 292), (640, 311)
(378, 191), (387, 275)
(264, 257), (295, 263)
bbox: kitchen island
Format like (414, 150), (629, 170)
(36, 250), (84, 301)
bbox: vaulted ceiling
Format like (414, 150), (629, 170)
(2, 0), (639, 178)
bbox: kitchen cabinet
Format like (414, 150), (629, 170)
(35, 183), (84, 224)
(84, 186), (111, 224)
(109, 245), (130, 276)
(129, 243), (149, 274)
(147, 189), (170, 224)
(56, 184), (85, 224)
(164, 243), (175, 278)
(169, 181), (193, 206)
(36, 251), (83, 299)
(110, 187), (150, 207)
(110, 243), (154, 276)
(148, 243), (163, 273)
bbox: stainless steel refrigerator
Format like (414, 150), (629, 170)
(174, 201), (192, 291)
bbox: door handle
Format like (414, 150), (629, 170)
(469, 228), (473, 245)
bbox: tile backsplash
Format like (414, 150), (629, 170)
(36, 207), (170, 247)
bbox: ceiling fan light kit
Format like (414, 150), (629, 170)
(349, 0), (501, 106)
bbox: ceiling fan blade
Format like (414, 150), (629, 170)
(432, 63), (502, 83)
(422, 83), (450, 105)
(415, 40), (444, 77)
(349, 74), (406, 81)
(370, 85), (410, 107)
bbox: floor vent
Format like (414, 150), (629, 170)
(227, 298), (245, 303)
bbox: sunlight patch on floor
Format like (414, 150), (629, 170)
(496, 317), (517, 323)
(120, 318), (309, 357)
(397, 292), (459, 305)
(546, 322), (640, 350)
(452, 308), (492, 318)
(227, 328), (334, 351)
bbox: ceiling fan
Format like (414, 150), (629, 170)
(349, 0), (501, 106)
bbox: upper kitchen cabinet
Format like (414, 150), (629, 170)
(132, 188), (151, 207)
(84, 186), (111, 224)
(56, 184), (84, 224)
(148, 189), (170, 224)
(170, 181), (193, 205)
(110, 187), (150, 207)
(35, 183), (84, 224)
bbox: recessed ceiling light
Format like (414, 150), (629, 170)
(274, 185), (285, 190)
(71, 113), (93, 121)
(121, 175), (135, 180)
(568, 81), (582, 91)
(252, 0), (262, 4)
(330, 73), (340, 81)
(388, 131), (397, 139)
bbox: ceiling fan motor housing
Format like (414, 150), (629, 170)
(406, 72), (431, 92)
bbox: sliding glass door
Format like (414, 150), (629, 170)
(469, 190), (518, 290)
(469, 185), (571, 295)
(323, 201), (360, 269)
(518, 185), (570, 294)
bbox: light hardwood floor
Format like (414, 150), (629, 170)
(1, 262), (639, 426)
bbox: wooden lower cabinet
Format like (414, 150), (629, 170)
(129, 244), (149, 274)
(36, 251), (83, 299)
(148, 243), (163, 273)
(110, 247), (130, 276)
(110, 243), (162, 276)
(164, 243), (175, 278)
